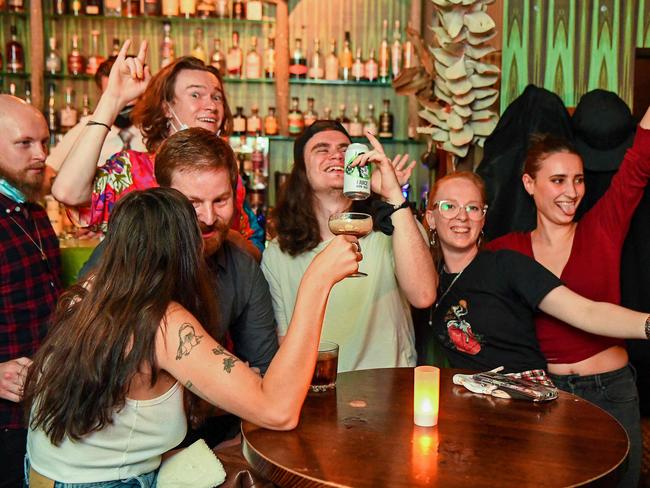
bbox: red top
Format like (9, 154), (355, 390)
(487, 127), (650, 364)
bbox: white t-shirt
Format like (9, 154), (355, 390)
(27, 381), (186, 483)
(261, 231), (416, 372)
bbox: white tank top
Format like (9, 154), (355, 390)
(27, 381), (187, 483)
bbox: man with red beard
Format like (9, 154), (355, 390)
(0, 96), (62, 487)
(81, 127), (278, 374)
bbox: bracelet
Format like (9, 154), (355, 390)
(87, 120), (111, 131)
(645, 315), (650, 340)
(387, 200), (410, 215)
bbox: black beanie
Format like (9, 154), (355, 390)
(293, 120), (351, 168)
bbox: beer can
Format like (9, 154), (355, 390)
(343, 143), (370, 200)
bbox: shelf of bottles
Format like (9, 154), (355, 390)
(0, 0), (30, 96)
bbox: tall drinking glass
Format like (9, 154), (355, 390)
(328, 212), (372, 278)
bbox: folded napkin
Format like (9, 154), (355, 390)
(157, 439), (227, 488)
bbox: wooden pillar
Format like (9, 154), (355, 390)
(30, 0), (45, 109)
(274, 0), (290, 136)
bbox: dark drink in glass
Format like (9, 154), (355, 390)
(310, 341), (338, 392)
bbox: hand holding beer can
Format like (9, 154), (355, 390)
(343, 143), (370, 200)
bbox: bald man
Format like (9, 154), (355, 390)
(0, 95), (62, 487)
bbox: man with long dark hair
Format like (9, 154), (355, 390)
(0, 96), (62, 488)
(262, 121), (437, 372)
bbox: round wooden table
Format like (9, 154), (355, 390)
(242, 368), (628, 487)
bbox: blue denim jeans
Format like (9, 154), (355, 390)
(24, 457), (158, 488)
(549, 364), (641, 488)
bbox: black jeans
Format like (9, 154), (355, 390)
(550, 364), (641, 488)
(0, 428), (27, 488)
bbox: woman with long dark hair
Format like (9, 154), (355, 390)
(51, 39), (263, 256)
(24, 188), (360, 486)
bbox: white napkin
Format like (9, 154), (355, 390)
(157, 439), (227, 488)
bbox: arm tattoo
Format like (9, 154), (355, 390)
(175, 323), (203, 360)
(212, 345), (240, 373)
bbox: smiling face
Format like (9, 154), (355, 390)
(166, 69), (225, 134)
(426, 177), (485, 258)
(522, 151), (585, 226)
(170, 166), (234, 257)
(303, 130), (351, 194)
(0, 99), (49, 201)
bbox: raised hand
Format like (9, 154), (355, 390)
(104, 39), (151, 109)
(311, 235), (361, 284)
(350, 131), (414, 203)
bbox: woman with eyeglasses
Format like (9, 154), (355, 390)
(420, 171), (650, 375)
(51, 40), (264, 257)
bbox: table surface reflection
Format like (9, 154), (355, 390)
(242, 368), (628, 487)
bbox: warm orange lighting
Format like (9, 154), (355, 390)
(414, 366), (440, 427)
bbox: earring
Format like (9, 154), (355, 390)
(429, 229), (438, 247)
(477, 230), (485, 248)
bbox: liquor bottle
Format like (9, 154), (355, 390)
(403, 25), (416, 70)
(246, 106), (262, 135)
(264, 37), (275, 79)
(53, 0), (66, 14)
(47, 84), (58, 146)
(191, 28), (207, 63)
(160, 22), (175, 69)
(24, 81), (31, 104)
(307, 38), (324, 80)
(122, 0), (140, 17)
(59, 87), (79, 134)
(304, 97), (318, 127)
(196, 0), (214, 17)
(245, 36), (262, 79)
(8, 83), (16, 96)
(67, 35), (86, 76)
(215, 0), (227, 17)
(378, 99), (394, 139)
(8, 0), (24, 12)
(85, 0), (102, 15)
(247, 0), (262, 20)
(264, 106), (278, 135)
(391, 20), (402, 79)
(322, 106), (332, 120)
(143, 0), (160, 15)
(351, 47), (364, 82)
(226, 31), (243, 78)
(324, 40), (339, 81)
(81, 93), (91, 117)
(336, 104), (350, 132)
(365, 48), (378, 82)
(70, 0), (81, 15)
(232, 0), (245, 19)
(104, 0), (121, 15)
(210, 38), (225, 73)
(288, 97), (304, 136)
(111, 38), (121, 56)
(161, 0), (179, 16)
(6, 25), (24, 74)
(379, 19), (390, 83)
(339, 32), (353, 81)
(363, 103), (378, 134)
(86, 30), (105, 76)
(233, 106), (247, 136)
(45, 37), (62, 75)
(289, 38), (307, 79)
(348, 105), (364, 137)
(180, 0), (196, 18)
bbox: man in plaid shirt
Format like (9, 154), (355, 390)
(0, 95), (61, 487)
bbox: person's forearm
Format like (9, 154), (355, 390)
(259, 267), (333, 428)
(51, 94), (123, 206)
(391, 206), (438, 308)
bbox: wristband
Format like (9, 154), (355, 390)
(87, 120), (111, 131)
(645, 315), (650, 340)
(387, 200), (410, 215)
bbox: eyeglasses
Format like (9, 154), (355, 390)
(433, 200), (487, 221)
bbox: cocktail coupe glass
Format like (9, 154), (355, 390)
(328, 212), (373, 278)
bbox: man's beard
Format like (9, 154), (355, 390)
(0, 164), (44, 202)
(201, 219), (230, 257)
